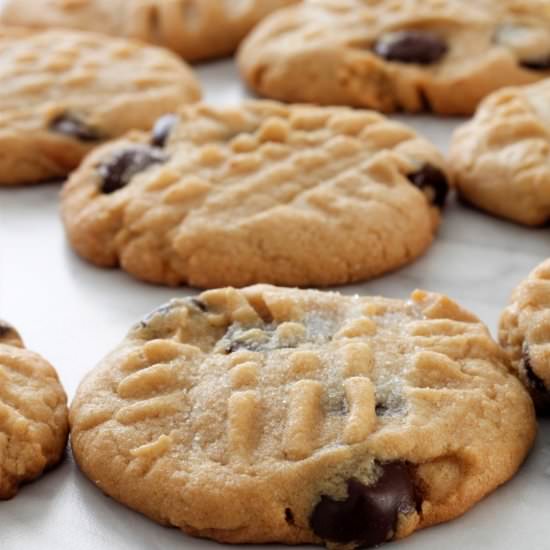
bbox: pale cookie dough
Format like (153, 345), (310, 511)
(60, 100), (450, 288)
(1, 0), (300, 62)
(0, 28), (200, 185)
(450, 79), (550, 226)
(500, 258), (550, 414)
(238, 0), (550, 115)
(70, 285), (536, 548)
(0, 321), (69, 499)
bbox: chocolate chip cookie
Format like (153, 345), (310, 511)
(450, 79), (550, 226)
(70, 285), (536, 548)
(1, 0), (299, 62)
(238, 0), (550, 115)
(0, 321), (69, 499)
(500, 259), (550, 414)
(0, 28), (200, 185)
(60, 100), (449, 288)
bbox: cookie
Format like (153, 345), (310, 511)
(1, 0), (299, 62)
(450, 79), (550, 226)
(0, 320), (69, 499)
(500, 259), (550, 414)
(60, 100), (449, 288)
(238, 0), (550, 115)
(70, 285), (536, 548)
(0, 28), (200, 186)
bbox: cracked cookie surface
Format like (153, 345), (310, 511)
(238, 0), (550, 115)
(450, 79), (550, 226)
(60, 100), (449, 288)
(500, 258), (550, 413)
(1, 0), (299, 62)
(0, 28), (200, 185)
(70, 285), (535, 548)
(0, 321), (69, 499)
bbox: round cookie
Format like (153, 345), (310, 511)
(238, 0), (550, 115)
(1, 0), (300, 62)
(70, 285), (536, 548)
(500, 258), (550, 414)
(0, 28), (200, 186)
(0, 320), (69, 499)
(60, 100), (450, 288)
(450, 79), (550, 226)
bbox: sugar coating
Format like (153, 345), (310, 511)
(450, 79), (550, 226)
(61, 100), (447, 288)
(70, 285), (536, 546)
(0, 321), (69, 499)
(238, 0), (550, 115)
(1, 0), (300, 62)
(500, 258), (550, 410)
(0, 28), (200, 185)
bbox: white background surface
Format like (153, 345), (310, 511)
(0, 58), (549, 549)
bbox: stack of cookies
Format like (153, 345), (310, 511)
(1, 1), (548, 549)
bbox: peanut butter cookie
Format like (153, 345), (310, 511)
(70, 285), (536, 548)
(1, 0), (299, 62)
(500, 258), (550, 413)
(61, 101), (449, 288)
(0, 321), (69, 499)
(238, 0), (550, 115)
(450, 79), (550, 226)
(0, 28), (200, 185)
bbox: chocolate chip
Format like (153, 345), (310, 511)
(49, 113), (102, 142)
(520, 56), (550, 71)
(374, 31), (448, 65)
(151, 114), (178, 147)
(98, 146), (167, 194)
(407, 164), (449, 208)
(285, 508), (295, 525)
(375, 402), (389, 416)
(494, 25), (550, 72)
(310, 462), (417, 547)
(522, 345), (550, 414)
(523, 347), (546, 392)
(190, 298), (208, 312)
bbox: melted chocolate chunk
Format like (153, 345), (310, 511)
(151, 114), (178, 147)
(374, 31), (448, 65)
(98, 146), (167, 193)
(49, 113), (102, 142)
(520, 56), (550, 71)
(407, 164), (449, 208)
(522, 346), (550, 415)
(310, 462), (417, 547)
